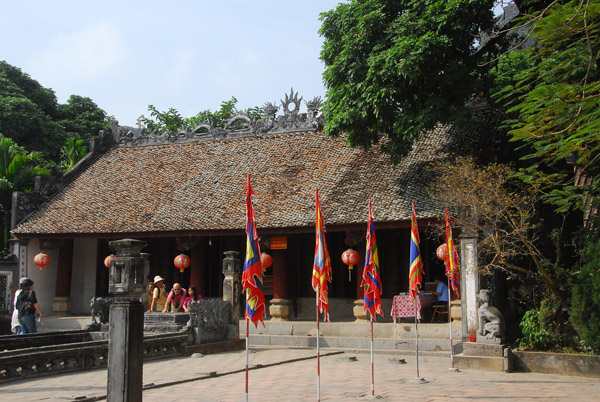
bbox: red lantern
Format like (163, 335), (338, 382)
(34, 253), (50, 270)
(261, 253), (273, 272)
(104, 254), (116, 269)
(174, 254), (191, 273)
(341, 249), (360, 281)
(436, 243), (448, 261)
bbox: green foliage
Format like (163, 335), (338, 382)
(319, 0), (496, 162)
(571, 236), (600, 353)
(60, 137), (88, 172)
(0, 61), (107, 162)
(138, 97), (264, 135)
(0, 133), (50, 250)
(495, 0), (600, 212)
(519, 309), (551, 349)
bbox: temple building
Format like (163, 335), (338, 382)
(7, 91), (501, 328)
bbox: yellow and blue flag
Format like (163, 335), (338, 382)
(241, 175), (265, 328)
(409, 201), (424, 299)
(445, 209), (460, 297)
(312, 189), (332, 321)
(361, 199), (383, 319)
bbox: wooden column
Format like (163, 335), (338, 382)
(190, 240), (206, 297)
(53, 239), (74, 315)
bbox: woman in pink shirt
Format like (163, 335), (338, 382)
(183, 286), (202, 312)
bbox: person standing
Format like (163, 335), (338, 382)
(182, 285), (202, 313)
(16, 278), (43, 334)
(149, 276), (167, 312)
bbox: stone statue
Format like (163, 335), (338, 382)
(477, 289), (505, 341)
(90, 296), (114, 325)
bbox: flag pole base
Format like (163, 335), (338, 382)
(448, 367), (460, 372)
(408, 377), (429, 384)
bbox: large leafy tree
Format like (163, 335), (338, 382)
(0, 61), (108, 162)
(319, 0), (497, 162)
(0, 134), (49, 250)
(497, 0), (600, 213)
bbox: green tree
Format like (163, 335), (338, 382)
(58, 95), (108, 141)
(496, 0), (600, 213)
(59, 137), (88, 172)
(319, 0), (496, 162)
(0, 134), (49, 250)
(138, 97), (263, 135)
(0, 61), (107, 162)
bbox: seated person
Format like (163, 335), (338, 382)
(432, 276), (449, 306)
(162, 283), (187, 313)
(182, 285), (202, 313)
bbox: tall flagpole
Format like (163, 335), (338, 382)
(370, 317), (375, 396)
(414, 302), (420, 379)
(448, 279), (455, 369)
(316, 285), (321, 402)
(245, 318), (249, 402)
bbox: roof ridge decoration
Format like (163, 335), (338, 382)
(110, 88), (324, 148)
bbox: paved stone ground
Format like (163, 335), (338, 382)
(1, 347), (598, 401)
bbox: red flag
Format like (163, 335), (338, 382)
(445, 209), (460, 297)
(409, 201), (424, 299)
(312, 189), (332, 321)
(361, 199), (383, 319)
(241, 175), (265, 328)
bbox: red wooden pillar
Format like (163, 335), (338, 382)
(55, 239), (74, 298)
(272, 249), (287, 299)
(190, 240), (206, 297)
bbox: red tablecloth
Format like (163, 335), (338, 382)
(390, 293), (437, 323)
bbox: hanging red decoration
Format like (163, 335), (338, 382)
(341, 249), (360, 281)
(174, 254), (191, 273)
(34, 253), (50, 270)
(104, 254), (116, 269)
(260, 253), (273, 272)
(436, 243), (448, 261)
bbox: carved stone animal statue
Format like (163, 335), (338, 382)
(477, 289), (505, 340)
(90, 297), (114, 325)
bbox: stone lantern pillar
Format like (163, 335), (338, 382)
(107, 239), (149, 402)
(460, 228), (480, 338)
(222, 251), (241, 323)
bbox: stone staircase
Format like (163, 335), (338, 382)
(241, 320), (462, 355)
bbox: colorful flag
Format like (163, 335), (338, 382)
(312, 189), (332, 321)
(241, 175), (265, 328)
(445, 209), (460, 297)
(361, 199), (383, 319)
(409, 201), (424, 299)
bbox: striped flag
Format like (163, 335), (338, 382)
(241, 175), (265, 328)
(409, 201), (424, 299)
(445, 209), (460, 297)
(361, 199), (383, 319)
(312, 189), (332, 321)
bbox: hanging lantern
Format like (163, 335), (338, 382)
(341, 249), (360, 281)
(104, 254), (116, 269)
(174, 254), (191, 273)
(436, 243), (448, 261)
(34, 253), (50, 270)
(260, 253), (273, 272)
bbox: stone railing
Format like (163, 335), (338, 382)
(0, 332), (187, 383)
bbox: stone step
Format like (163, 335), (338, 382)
(462, 341), (504, 357)
(243, 321), (461, 340)
(454, 354), (506, 371)
(244, 333), (454, 353)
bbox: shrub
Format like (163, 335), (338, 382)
(571, 237), (600, 354)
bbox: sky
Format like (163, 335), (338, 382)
(0, 0), (342, 127)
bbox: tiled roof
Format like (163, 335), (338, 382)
(12, 110), (502, 236)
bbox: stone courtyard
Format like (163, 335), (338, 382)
(1, 346), (598, 401)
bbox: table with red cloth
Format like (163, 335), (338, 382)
(390, 293), (437, 323)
